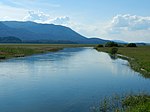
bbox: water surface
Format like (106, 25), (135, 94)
(0, 48), (149, 112)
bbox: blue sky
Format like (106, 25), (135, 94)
(0, 0), (150, 42)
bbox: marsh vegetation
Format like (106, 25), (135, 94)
(91, 93), (150, 112)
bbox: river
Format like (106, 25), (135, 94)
(0, 48), (149, 112)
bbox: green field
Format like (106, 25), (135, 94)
(95, 46), (150, 77)
(0, 44), (95, 60)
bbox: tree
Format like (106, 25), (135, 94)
(105, 41), (118, 47)
(96, 44), (103, 47)
(110, 48), (118, 54)
(127, 43), (137, 47)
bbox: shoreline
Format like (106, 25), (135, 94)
(94, 47), (150, 111)
(116, 54), (150, 78)
(0, 47), (63, 61)
(95, 47), (150, 78)
(0, 44), (95, 61)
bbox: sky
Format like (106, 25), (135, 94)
(0, 0), (150, 42)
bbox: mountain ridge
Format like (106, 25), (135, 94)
(0, 21), (108, 44)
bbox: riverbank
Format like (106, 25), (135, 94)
(0, 44), (95, 60)
(95, 46), (150, 111)
(95, 46), (150, 78)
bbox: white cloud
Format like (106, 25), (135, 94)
(24, 11), (70, 25)
(24, 11), (50, 22)
(97, 14), (150, 42)
(108, 14), (150, 32)
(50, 16), (70, 25)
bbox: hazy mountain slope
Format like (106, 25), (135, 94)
(0, 21), (108, 44)
(2, 21), (87, 41)
(0, 22), (43, 40)
(0, 36), (22, 43)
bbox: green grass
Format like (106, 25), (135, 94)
(0, 44), (95, 59)
(123, 94), (150, 112)
(95, 46), (150, 77)
(91, 93), (150, 112)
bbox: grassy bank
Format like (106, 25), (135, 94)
(92, 93), (150, 112)
(95, 46), (150, 111)
(95, 46), (150, 77)
(0, 44), (94, 60)
(123, 94), (150, 112)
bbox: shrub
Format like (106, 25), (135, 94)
(127, 43), (137, 47)
(110, 48), (118, 54)
(96, 44), (103, 48)
(105, 41), (118, 47)
(0, 55), (6, 59)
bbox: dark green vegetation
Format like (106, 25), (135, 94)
(105, 41), (119, 47)
(127, 43), (137, 47)
(95, 44), (103, 48)
(123, 94), (150, 112)
(91, 93), (150, 112)
(0, 44), (94, 60)
(110, 48), (118, 55)
(95, 45), (150, 77)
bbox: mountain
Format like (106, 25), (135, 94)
(0, 36), (22, 43)
(135, 42), (148, 46)
(87, 38), (109, 44)
(0, 22), (40, 40)
(0, 21), (108, 44)
(112, 40), (128, 44)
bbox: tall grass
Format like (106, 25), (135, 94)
(91, 93), (150, 112)
(0, 44), (95, 59)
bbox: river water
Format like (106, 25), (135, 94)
(0, 48), (149, 112)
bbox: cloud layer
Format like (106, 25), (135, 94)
(24, 11), (49, 22)
(108, 14), (150, 32)
(99, 14), (150, 42)
(24, 11), (70, 25)
(50, 16), (70, 25)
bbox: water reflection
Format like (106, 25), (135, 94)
(109, 54), (118, 60)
